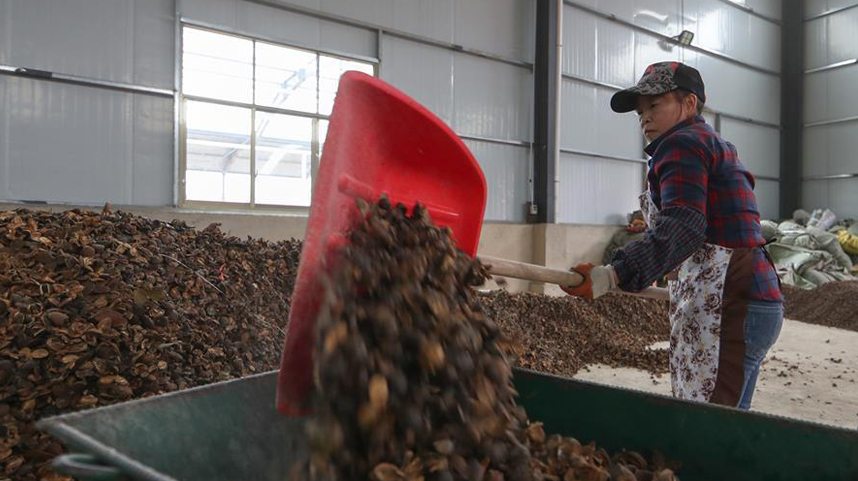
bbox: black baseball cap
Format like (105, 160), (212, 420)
(610, 61), (706, 113)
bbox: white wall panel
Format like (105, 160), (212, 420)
(316, 0), (534, 62)
(0, 76), (8, 200)
(805, 0), (858, 19)
(561, 4), (663, 92)
(238, 3), (327, 48)
(319, 0), (393, 28)
(1, 76), (172, 206)
(562, 6), (597, 79)
(4, 77), (130, 204)
(453, 0), (534, 63)
(754, 179), (779, 220)
(805, 18), (828, 69)
(683, 0), (780, 72)
(462, 140), (529, 222)
(802, 126), (829, 178)
(741, 0), (781, 20)
(596, 18), (638, 87)
(179, 0), (237, 29)
(746, 14), (782, 72)
(806, 8), (858, 70)
(803, 122), (858, 176)
(561, 82), (596, 151)
(390, 0), (455, 44)
(2, 0), (174, 89)
(558, 154), (645, 225)
(318, 17), (377, 57)
(132, 95), (174, 206)
(683, 0), (736, 60)
(803, 70), (828, 124)
(270, 0), (321, 9)
(594, 0), (637, 24)
(180, 0), (378, 58)
(452, 54), (532, 142)
(826, 123), (858, 176)
(828, 8), (858, 62)
(635, 32), (682, 76)
(825, 64), (858, 122)
(805, 0), (828, 18)
(379, 37), (453, 125)
(560, 80), (643, 158)
(803, 4), (858, 220)
(570, 0), (682, 36)
(134, 0), (175, 89)
(829, 178), (858, 218)
(632, 0), (683, 36)
(684, 51), (780, 124)
(719, 118), (779, 178)
(802, 180), (829, 211)
(800, 180), (858, 222)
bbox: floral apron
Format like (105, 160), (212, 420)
(640, 192), (754, 405)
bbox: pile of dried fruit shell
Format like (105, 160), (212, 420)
(0, 208), (302, 481)
(479, 291), (669, 378)
(308, 197), (531, 481)
(523, 422), (680, 481)
(307, 198), (680, 481)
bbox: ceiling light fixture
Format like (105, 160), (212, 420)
(673, 30), (695, 46)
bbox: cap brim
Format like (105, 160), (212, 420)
(610, 89), (640, 113)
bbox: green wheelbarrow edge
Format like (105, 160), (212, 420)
(35, 371), (283, 481)
(39, 422), (175, 481)
(514, 367), (858, 433)
(37, 369), (858, 481)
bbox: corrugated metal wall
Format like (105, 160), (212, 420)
(0, 0), (175, 206)
(0, 0), (534, 222)
(558, 0), (782, 224)
(0, 0), (789, 223)
(802, 0), (858, 218)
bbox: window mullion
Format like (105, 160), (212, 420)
(179, 97), (187, 205)
(316, 53), (320, 115)
(250, 41), (257, 207)
(251, 107), (257, 207)
(311, 117), (320, 198)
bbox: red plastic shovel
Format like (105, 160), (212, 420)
(276, 72), (667, 416)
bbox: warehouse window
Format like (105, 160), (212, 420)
(180, 25), (375, 208)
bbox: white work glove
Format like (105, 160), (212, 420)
(560, 264), (618, 300)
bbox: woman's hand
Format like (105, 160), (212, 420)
(561, 263), (618, 300)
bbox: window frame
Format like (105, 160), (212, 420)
(177, 22), (378, 212)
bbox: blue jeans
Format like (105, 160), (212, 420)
(737, 299), (784, 410)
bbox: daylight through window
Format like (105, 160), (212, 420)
(181, 25), (375, 207)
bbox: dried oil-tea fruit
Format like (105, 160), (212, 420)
(308, 199), (532, 481)
(0, 207), (302, 480)
(306, 198), (682, 481)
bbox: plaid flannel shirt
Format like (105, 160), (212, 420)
(612, 116), (783, 302)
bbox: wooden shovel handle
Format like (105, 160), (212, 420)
(477, 255), (670, 301)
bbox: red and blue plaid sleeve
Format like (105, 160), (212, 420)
(611, 134), (709, 291)
(612, 206), (706, 291)
(655, 133), (710, 214)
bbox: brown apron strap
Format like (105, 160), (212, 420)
(708, 248), (753, 406)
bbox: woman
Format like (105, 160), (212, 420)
(563, 61), (783, 410)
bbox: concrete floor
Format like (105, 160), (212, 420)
(574, 319), (858, 429)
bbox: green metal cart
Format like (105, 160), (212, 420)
(37, 369), (858, 481)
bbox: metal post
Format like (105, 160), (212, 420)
(532, 0), (561, 223)
(780, 0), (804, 217)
